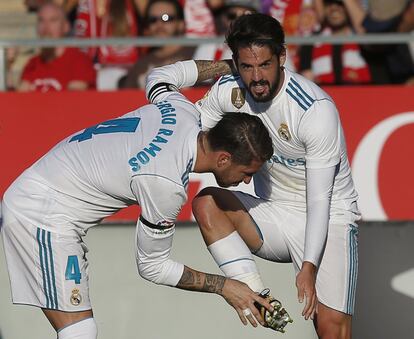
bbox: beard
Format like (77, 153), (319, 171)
(247, 70), (281, 103)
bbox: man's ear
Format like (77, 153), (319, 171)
(217, 152), (231, 168)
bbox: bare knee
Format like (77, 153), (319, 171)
(314, 305), (352, 339)
(43, 308), (94, 331)
(192, 187), (242, 243)
(192, 187), (228, 233)
(192, 187), (222, 225)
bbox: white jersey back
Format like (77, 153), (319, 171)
(196, 68), (358, 219)
(4, 92), (199, 234)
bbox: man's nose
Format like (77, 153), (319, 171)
(252, 67), (262, 81)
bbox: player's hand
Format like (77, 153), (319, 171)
(220, 278), (274, 328)
(296, 261), (318, 320)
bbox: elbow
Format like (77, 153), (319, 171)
(137, 260), (164, 285)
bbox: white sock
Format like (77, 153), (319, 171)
(208, 231), (265, 292)
(58, 317), (98, 339)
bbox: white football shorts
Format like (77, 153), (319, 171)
(233, 191), (359, 315)
(1, 203), (91, 312)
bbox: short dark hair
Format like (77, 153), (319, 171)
(145, 0), (184, 22)
(207, 112), (273, 165)
(226, 13), (285, 61)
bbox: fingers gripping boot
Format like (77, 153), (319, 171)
(254, 288), (293, 333)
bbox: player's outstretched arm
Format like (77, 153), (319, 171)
(146, 59), (237, 105)
(176, 265), (273, 328)
(193, 60), (237, 83)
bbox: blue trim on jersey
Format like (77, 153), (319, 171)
(286, 78), (315, 111)
(218, 75), (240, 86)
(47, 231), (58, 309)
(181, 158), (193, 189)
(37, 228), (50, 308)
(37, 228), (58, 309)
(250, 216), (264, 242)
(218, 257), (255, 268)
(287, 83), (313, 107)
(286, 88), (308, 111)
(346, 225), (358, 314)
(42, 230), (54, 309)
(290, 77), (315, 104)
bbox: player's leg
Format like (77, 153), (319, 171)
(192, 187), (266, 292)
(312, 223), (358, 339)
(313, 305), (352, 339)
(1, 204), (96, 338)
(43, 309), (97, 339)
(192, 188), (292, 289)
(193, 188), (294, 332)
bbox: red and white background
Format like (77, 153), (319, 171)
(1, 86), (413, 222)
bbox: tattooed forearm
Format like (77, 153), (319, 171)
(179, 268), (195, 285)
(203, 274), (225, 294)
(194, 60), (236, 83)
(176, 266), (226, 295)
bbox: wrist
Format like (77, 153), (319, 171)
(301, 261), (316, 272)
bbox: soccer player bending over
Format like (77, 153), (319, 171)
(1, 62), (275, 338)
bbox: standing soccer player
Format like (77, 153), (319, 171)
(161, 13), (360, 339)
(1, 64), (275, 338)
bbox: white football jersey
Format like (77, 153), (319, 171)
(196, 68), (359, 221)
(4, 92), (199, 235)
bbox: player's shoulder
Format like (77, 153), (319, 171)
(284, 69), (334, 112)
(208, 74), (246, 105)
(217, 74), (243, 87)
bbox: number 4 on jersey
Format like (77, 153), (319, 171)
(70, 117), (140, 142)
(65, 255), (81, 284)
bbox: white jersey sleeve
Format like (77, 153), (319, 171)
(299, 99), (340, 266)
(299, 99), (341, 169)
(131, 175), (186, 286)
(304, 166), (335, 266)
(146, 61), (199, 104)
(196, 77), (228, 130)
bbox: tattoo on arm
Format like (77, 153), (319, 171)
(194, 60), (236, 83)
(177, 266), (226, 295)
(203, 274), (225, 294)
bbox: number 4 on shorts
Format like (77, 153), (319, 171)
(65, 255), (81, 284)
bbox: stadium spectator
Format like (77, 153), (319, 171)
(24, 0), (78, 27)
(265, 0), (304, 70)
(118, 0), (195, 89)
(358, 0), (414, 84)
(18, 2), (96, 92)
(298, 0), (371, 85)
(75, 0), (140, 90)
(58, 0), (79, 29)
(184, 0), (223, 37)
(297, 0), (320, 36)
(192, 0), (261, 62)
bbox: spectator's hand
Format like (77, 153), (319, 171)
(296, 261), (318, 320)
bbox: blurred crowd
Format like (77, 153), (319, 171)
(5, 0), (414, 92)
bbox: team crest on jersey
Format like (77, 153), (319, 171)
(197, 89), (211, 108)
(70, 288), (82, 306)
(231, 88), (246, 109)
(278, 123), (291, 141)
